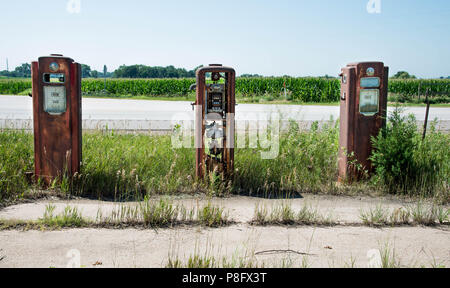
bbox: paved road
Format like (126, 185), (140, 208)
(1, 95), (449, 131)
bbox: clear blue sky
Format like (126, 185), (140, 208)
(0, 0), (449, 78)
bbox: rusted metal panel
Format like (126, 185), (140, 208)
(338, 67), (356, 181)
(70, 61), (82, 175)
(338, 62), (388, 182)
(194, 64), (236, 179)
(32, 55), (82, 184)
(31, 61), (41, 178)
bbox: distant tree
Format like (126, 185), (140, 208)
(392, 71), (416, 79)
(81, 64), (92, 78)
(190, 65), (203, 76)
(90, 70), (99, 78)
(14, 63), (31, 77)
(0, 63), (31, 78)
(239, 74), (263, 78)
(320, 74), (336, 79)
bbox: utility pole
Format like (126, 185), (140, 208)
(6, 58), (9, 79)
(103, 65), (107, 91)
(422, 88), (431, 140)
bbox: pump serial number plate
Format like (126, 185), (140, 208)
(359, 89), (379, 116)
(44, 86), (67, 115)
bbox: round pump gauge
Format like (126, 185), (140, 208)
(49, 62), (59, 72)
(366, 67), (375, 76)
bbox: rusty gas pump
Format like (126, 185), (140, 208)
(31, 54), (82, 183)
(191, 64), (236, 179)
(338, 62), (388, 182)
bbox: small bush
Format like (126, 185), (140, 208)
(370, 107), (450, 198)
(359, 205), (390, 226)
(196, 202), (228, 227)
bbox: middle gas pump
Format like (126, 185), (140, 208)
(192, 64), (236, 180)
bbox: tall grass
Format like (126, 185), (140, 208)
(75, 132), (195, 200)
(234, 120), (339, 197)
(0, 130), (34, 203)
(0, 113), (448, 203)
(0, 122), (340, 201)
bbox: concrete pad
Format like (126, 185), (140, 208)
(0, 194), (435, 224)
(0, 225), (448, 268)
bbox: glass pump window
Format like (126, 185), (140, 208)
(43, 73), (65, 84)
(43, 86), (67, 115)
(359, 89), (379, 116)
(360, 77), (380, 88)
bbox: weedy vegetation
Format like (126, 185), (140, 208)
(359, 205), (390, 226)
(359, 202), (449, 227)
(0, 198), (230, 230)
(100, 197), (230, 228)
(0, 107), (448, 205)
(0, 121), (342, 203)
(252, 201), (335, 226)
(41, 204), (86, 227)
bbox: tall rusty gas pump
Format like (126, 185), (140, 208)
(338, 62), (388, 182)
(31, 54), (82, 183)
(192, 64), (236, 179)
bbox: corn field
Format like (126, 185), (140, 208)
(389, 79), (450, 96)
(237, 77), (340, 102)
(0, 79), (32, 95)
(0, 78), (449, 103)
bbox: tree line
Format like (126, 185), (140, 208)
(113, 65), (202, 78)
(1, 63), (449, 79)
(0, 63), (201, 79)
(0, 63), (32, 78)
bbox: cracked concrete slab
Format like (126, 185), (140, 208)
(1, 194), (447, 268)
(0, 225), (448, 268)
(0, 194), (436, 224)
